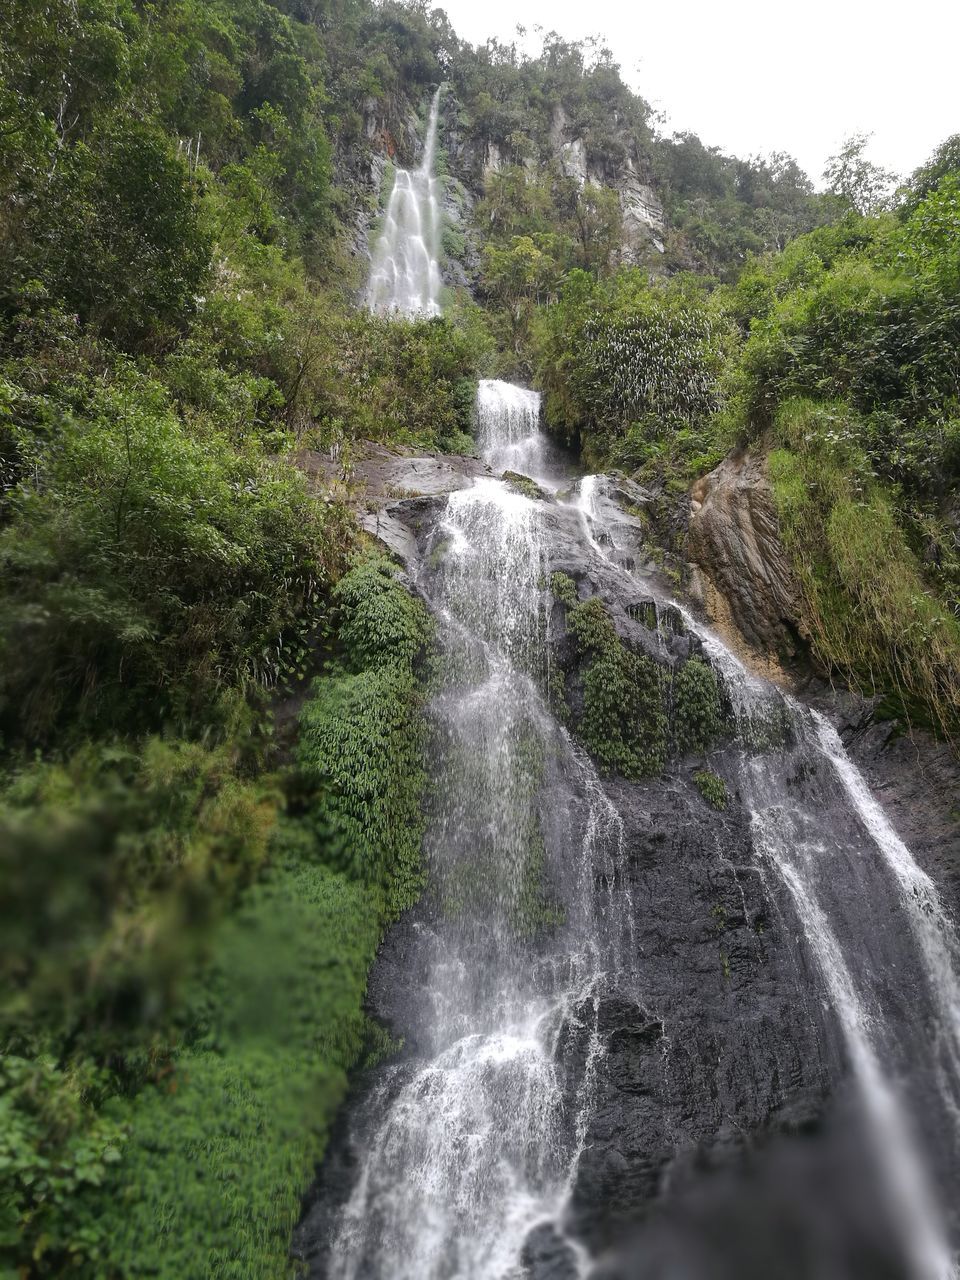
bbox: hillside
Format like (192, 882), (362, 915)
(1, 1), (959, 1276)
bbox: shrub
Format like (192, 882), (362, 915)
(694, 769), (727, 810)
(297, 556), (432, 919)
(673, 657), (725, 754)
(567, 596), (666, 778)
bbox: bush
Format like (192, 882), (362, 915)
(673, 657), (724, 754)
(566, 596), (666, 778)
(0, 733), (278, 1047)
(8, 117), (211, 346)
(0, 371), (352, 744)
(730, 218), (960, 443)
(297, 556), (432, 919)
(532, 270), (735, 479)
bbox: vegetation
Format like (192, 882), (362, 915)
(0, 552), (432, 1277)
(673, 657), (725, 755)
(532, 270), (735, 481)
(555, 593), (667, 779)
(695, 769), (727, 811)
(0, 1), (452, 1270)
(768, 402), (960, 737)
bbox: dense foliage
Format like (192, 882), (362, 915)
(533, 269), (735, 480)
(536, 138), (960, 742)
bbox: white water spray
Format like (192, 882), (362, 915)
(475, 379), (545, 478)
(328, 391), (637, 1280)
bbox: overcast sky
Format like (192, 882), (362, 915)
(439, 0), (958, 188)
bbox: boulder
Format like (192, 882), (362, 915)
(687, 450), (806, 671)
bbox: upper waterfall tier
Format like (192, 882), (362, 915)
(367, 88), (443, 318)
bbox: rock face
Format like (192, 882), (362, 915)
(687, 450), (806, 675)
(350, 87), (670, 296)
(548, 105), (666, 262)
(293, 441), (491, 561)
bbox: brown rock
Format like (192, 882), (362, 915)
(687, 450), (806, 674)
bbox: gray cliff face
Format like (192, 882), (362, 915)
(347, 89), (668, 296)
(545, 105), (665, 262)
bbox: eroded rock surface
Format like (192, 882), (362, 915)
(687, 450), (806, 668)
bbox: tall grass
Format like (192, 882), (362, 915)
(769, 399), (960, 740)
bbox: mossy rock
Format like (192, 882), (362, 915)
(502, 471), (547, 501)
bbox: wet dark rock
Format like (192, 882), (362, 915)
(805, 684), (960, 920)
(562, 764), (833, 1255)
(293, 442), (490, 565)
(295, 453), (960, 1278)
(294, 440), (489, 503)
(521, 1223), (581, 1280)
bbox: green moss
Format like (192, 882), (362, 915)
(567, 597), (666, 779)
(694, 769), (727, 810)
(501, 470), (546, 500)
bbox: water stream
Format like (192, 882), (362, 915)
(367, 87), (443, 317)
(580, 475), (960, 1280)
(309, 388), (960, 1279)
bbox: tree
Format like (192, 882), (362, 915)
(823, 133), (897, 215)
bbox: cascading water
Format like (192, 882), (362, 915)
(302, 402), (960, 1279)
(322, 383), (639, 1280)
(579, 475), (960, 1279)
(475, 379), (546, 477)
(367, 88), (443, 317)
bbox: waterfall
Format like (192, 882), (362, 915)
(475, 379), (545, 477)
(579, 474), (960, 1279)
(306, 416), (960, 1278)
(325, 384), (637, 1280)
(367, 88), (443, 317)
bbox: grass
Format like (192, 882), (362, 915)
(769, 398), (960, 742)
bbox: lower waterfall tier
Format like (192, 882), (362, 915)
(295, 386), (960, 1280)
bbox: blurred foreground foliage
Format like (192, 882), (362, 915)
(0, 555), (432, 1276)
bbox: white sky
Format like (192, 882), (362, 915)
(439, 0), (959, 187)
